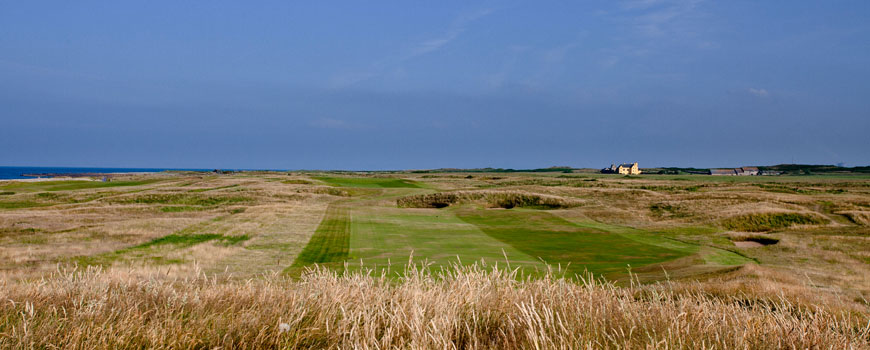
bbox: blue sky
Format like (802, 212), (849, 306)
(1, 1), (868, 169)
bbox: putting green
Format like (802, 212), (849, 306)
(455, 208), (691, 276)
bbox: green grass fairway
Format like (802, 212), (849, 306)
(568, 220), (701, 254)
(349, 207), (546, 274)
(456, 208), (691, 276)
(564, 219), (753, 267)
(313, 176), (420, 188)
(291, 204), (351, 268)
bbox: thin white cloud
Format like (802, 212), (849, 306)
(600, 56), (620, 68)
(329, 8), (494, 88)
(403, 8), (493, 60)
(594, 0), (709, 69)
(616, 0), (705, 37)
(748, 88), (769, 97)
(308, 118), (359, 129)
(484, 45), (530, 89)
(621, 0), (668, 10)
(543, 43), (579, 64)
(625, 0), (704, 37)
(327, 72), (378, 90)
(411, 37), (454, 56)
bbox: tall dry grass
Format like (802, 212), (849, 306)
(2, 263), (867, 349)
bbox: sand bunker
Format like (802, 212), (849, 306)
(733, 241), (764, 248)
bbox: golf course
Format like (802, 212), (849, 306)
(2, 170), (868, 348)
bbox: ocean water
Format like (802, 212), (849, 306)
(0, 166), (212, 180)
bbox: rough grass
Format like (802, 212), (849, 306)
(0, 179), (160, 192)
(397, 190), (580, 209)
(314, 176), (420, 188)
(308, 187), (352, 197)
(76, 216), (251, 267)
(160, 205), (210, 212)
(0, 227), (41, 238)
(188, 184), (240, 192)
(136, 233), (251, 248)
(78, 232), (251, 265)
(281, 179), (314, 185)
(111, 193), (250, 206)
(0, 191), (126, 210)
(0, 264), (866, 349)
(0, 201), (49, 209)
(649, 202), (689, 218)
(720, 212), (827, 232)
(840, 211), (870, 226)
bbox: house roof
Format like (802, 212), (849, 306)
(618, 163), (635, 168)
(741, 167), (759, 171)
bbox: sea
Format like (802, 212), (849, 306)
(0, 166), (214, 180)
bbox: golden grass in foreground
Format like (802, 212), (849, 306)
(2, 263), (868, 349)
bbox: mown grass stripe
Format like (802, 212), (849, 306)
(292, 204), (351, 266)
(344, 207), (549, 278)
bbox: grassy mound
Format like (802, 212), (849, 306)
(110, 193), (251, 207)
(314, 176), (419, 188)
(649, 203), (689, 218)
(720, 212), (826, 232)
(840, 211), (870, 226)
(397, 191), (580, 209)
(281, 179), (314, 185)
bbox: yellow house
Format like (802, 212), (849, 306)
(607, 162), (641, 175)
